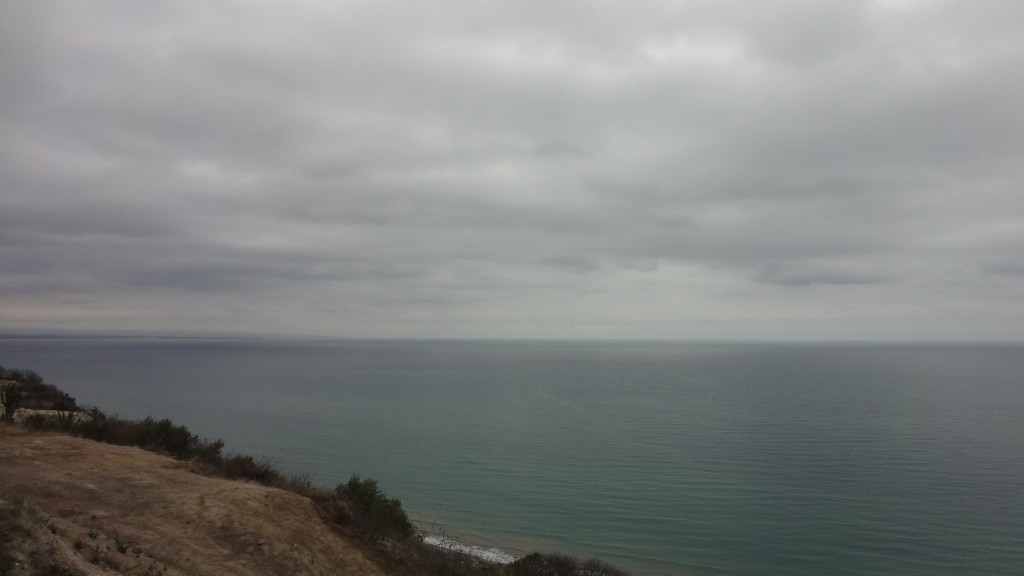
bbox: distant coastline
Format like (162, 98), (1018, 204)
(4, 330), (1022, 345)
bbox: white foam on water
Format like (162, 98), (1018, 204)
(422, 534), (519, 565)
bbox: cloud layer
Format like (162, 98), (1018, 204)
(2, 0), (1023, 339)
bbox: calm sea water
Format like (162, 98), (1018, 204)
(2, 337), (1022, 576)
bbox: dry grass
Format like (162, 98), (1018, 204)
(0, 424), (391, 576)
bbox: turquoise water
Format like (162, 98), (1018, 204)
(2, 338), (1022, 575)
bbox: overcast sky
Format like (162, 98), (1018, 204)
(2, 0), (1022, 340)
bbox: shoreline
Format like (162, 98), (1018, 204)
(421, 534), (519, 565)
(411, 512), (524, 566)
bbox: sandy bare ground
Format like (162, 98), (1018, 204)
(0, 425), (391, 576)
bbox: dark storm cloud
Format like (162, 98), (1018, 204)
(2, 0), (1022, 339)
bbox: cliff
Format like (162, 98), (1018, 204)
(0, 425), (391, 576)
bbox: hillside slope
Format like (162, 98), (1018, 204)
(0, 425), (391, 576)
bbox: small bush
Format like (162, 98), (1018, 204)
(508, 553), (629, 576)
(335, 474), (415, 540)
(218, 454), (282, 484)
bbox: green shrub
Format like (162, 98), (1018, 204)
(74, 413), (225, 463)
(218, 454), (283, 484)
(335, 474), (415, 540)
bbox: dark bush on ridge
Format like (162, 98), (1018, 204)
(335, 474), (415, 540)
(218, 454), (282, 484)
(71, 412), (303, 487)
(75, 413), (224, 461)
(0, 365), (77, 417)
(508, 553), (630, 576)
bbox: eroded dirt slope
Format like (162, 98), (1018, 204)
(0, 425), (391, 576)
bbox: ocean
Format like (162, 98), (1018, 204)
(1, 337), (1022, 576)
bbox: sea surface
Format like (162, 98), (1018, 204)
(1, 337), (1022, 576)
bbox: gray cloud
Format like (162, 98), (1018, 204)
(1, 0), (1022, 340)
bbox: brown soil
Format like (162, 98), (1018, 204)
(0, 424), (392, 576)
